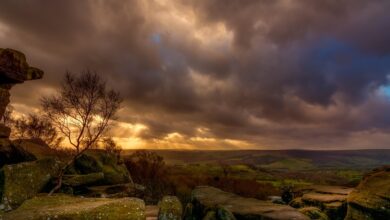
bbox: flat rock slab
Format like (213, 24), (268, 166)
(291, 185), (354, 220)
(2, 194), (145, 220)
(192, 186), (309, 220)
(295, 185), (353, 196)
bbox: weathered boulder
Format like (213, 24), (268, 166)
(0, 48), (43, 123)
(158, 196), (183, 220)
(0, 138), (36, 168)
(2, 194), (145, 220)
(11, 139), (58, 159)
(0, 48), (43, 84)
(0, 158), (61, 211)
(298, 207), (329, 220)
(67, 150), (132, 185)
(289, 185), (353, 220)
(345, 166), (390, 220)
(191, 186), (309, 220)
(86, 183), (145, 198)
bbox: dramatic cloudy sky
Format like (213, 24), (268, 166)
(1, 0), (390, 150)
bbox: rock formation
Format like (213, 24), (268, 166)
(345, 166), (390, 220)
(0, 48), (43, 137)
(289, 185), (353, 220)
(190, 186), (309, 220)
(0, 48), (44, 167)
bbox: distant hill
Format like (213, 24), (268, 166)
(122, 149), (390, 170)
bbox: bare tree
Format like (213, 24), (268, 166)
(12, 113), (63, 148)
(42, 70), (122, 195)
(101, 137), (122, 158)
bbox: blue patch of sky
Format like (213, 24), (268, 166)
(150, 33), (161, 44)
(380, 85), (390, 99)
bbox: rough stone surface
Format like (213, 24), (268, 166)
(0, 138), (36, 168)
(345, 166), (390, 220)
(67, 150), (132, 185)
(158, 196), (183, 220)
(192, 186), (309, 220)
(2, 194), (145, 220)
(0, 158), (61, 210)
(0, 48), (43, 121)
(0, 48), (43, 84)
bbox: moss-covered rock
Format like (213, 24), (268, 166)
(191, 186), (309, 220)
(68, 150), (132, 185)
(0, 158), (61, 210)
(345, 166), (390, 220)
(298, 207), (329, 220)
(2, 194), (145, 220)
(158, 196), (183, 220)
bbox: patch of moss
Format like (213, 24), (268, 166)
(158, 196), (183, 220)
(2, 194), (145, 220)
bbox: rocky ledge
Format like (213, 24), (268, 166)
(289, 185), (353, 220)
(345, 166), (390, 220)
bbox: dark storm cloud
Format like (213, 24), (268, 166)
(1, 0), (390, 149)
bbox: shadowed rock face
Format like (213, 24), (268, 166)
(0, 48), (44, 137)
(0, 48), (43, 84)
(191, 186), (309, 220)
